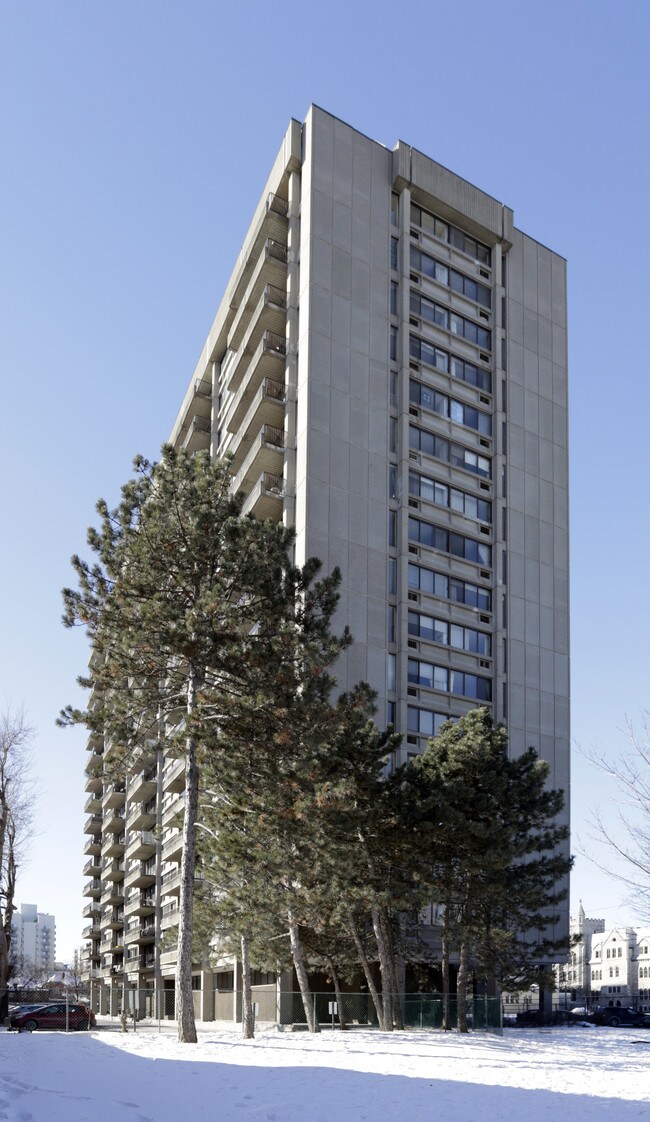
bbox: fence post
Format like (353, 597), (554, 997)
(65, 992), (69, 1034)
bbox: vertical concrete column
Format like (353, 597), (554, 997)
(283, 169), (301, 530)
(493, 241), (507, 728)
(395, 185), (410, 739)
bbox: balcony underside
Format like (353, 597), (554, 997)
(227, 329), (286, 397)
(240, 474), (284, 520)
(227, 389), (285, 474)
(231, 429), (284, 498)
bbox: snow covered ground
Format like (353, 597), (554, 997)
(1, 1024), (648, 1122)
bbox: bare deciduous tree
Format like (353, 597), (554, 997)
(582, 714), (650, 917)
(0, 707), (35, 1020)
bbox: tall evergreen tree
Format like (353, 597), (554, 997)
(196, 563), (352, 1034)
(406, 708), (572, 1032)
(60, 446), (301, 1042)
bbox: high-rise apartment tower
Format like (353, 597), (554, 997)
(83, 106), (569, 1014)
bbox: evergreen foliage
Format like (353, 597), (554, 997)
(406, 707), (572, 1030)
(60, 446), (305, 1042)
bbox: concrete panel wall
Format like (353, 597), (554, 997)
(506, 231), (569, 808)
(296, 107), (392, 702)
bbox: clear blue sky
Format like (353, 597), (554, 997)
(1, 0), (648, 960)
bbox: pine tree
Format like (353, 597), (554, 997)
(195, 561), (352, 1034)
(60, 446), (299, 1042)
(406, 708), (572, 1032)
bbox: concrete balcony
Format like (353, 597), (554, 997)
(162, 758), (185, 794)
(231, 423), (284, 499)
(124, 891), (156, 916)
(227, 379), (286, 474)
(226, 278), (287, 394)
(84, 792), (102, 814)
(128, 766), (158, 803)
(139, 952), (156, 970)
(101, 831), (126, 858)
(103, 807), (126, 833)
(228, 194), (288, 314)
(82, 902), (101, 920)
(161, 868), (181, 896)
(102, 907), (125, 931)
(102, 783), (126, 810)
(240, 471), (285, 520)
(159, 949), (177, 967)
(182, 415), (210, 455)
(227, 258), (287, 358)
(103, 858), (125, 882)
(227, 325), (286, 398)
(162, 830), (182, 864)
(82, 923), (101, 940)
(84, 815), (102, 835)
(227, 194), (288, 351)
(161, 792), (184, 827)
(126, 831), (158, 861)
(84, 770), (103, 794)
(83, 879), (102, 898)
(83, 857), (102, 877)
(173, 376), (213, 454)
(84, 837), (101, 857)
(160, 901), (178, 931)
(101, 884), (125, 907)
(126, 799), (157, 831)
(125, 860), (157, 890)
(125, 921), (156, 945)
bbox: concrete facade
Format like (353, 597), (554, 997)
(11, 903), (56, 974)
(82, 106), (570, 1009)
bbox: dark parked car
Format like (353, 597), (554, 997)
(8, 1002), (96, 1031)
(588, 1007), (649, 1027)
(515, 1008), (579, 1027)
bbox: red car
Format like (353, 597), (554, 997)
(8, 1002), (96, 1031)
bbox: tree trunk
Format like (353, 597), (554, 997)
(288, 906), (320, 1033)
(241, 933), (255, 1039)
(176, 668), (200, 1043)
(347, 911), (385, 1028)
(384, 912), (404, 1030)
(0, 816), (17, 1023)
(441, 894), (451, 1031)
(456, 933), (470, 1033)
(326, 957), (347, 1030)
(371, 903), (394, 1031)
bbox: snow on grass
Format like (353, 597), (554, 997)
(1, 1025), (649, 1122)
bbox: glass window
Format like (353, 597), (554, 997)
(388, 605), (396, 643)
(413, 206), (491, 265)
(390, 280), (398, 316)
(389, 465), (397, 500)
(388, 557), (397, 595)
(391, 193), (399, 227)
(391, 237), (399, 271)
(390, 370), (397, 408)
(387, 653), (396, 692)
(388, 510), (397, 547)
(390, 326), (398, 362)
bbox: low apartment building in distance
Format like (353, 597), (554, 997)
(82, 106), (570, 1019)
(11, 903), (56, 977)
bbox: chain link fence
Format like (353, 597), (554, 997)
(84, 988), (501, 1033)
